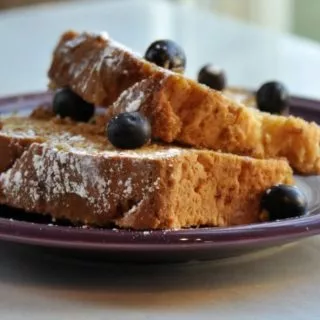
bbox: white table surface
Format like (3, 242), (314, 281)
(1, 0), (320, 319)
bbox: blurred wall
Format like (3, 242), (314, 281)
(293, 0), (320, 42)
(196, 0), (293, 32)
(184, 0), (320, 42)
(0, 0), (65, 9)
(1, 0), (320, 43)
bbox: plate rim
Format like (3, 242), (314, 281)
(0, 90), (320, 252)
(0, 213), (319, 249)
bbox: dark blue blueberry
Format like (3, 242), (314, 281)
(144, 40), (186, 73)
(261, 184), (307, 221)
(256, 81), (289, 114)
(53, 88), (94, 122)
(107, 112), (151, 149)
(197, 64), (226, 91)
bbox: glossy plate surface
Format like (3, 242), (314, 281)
(0, 91), (320, 263)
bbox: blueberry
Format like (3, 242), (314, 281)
(261, 184), (307, 221)
(197, 64), (226, 91)
(144, 40), (186, 73)
(256, 81), (289, 114)
(107, 112), (151, 149)
(53, 88), (94, 122)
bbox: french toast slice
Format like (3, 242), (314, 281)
(107, 74), (320, 174)
(49, 31), (320, 174)
(0, 111), (293, 229)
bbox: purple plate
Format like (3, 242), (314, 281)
(0, 91), (320, 263)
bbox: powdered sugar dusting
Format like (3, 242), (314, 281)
(100, 148), (184, 159)
(109, 39), (141, 57)
(110, 79), (149, 115)
(57, 31), (143, 94)
(99, 31), (109, 40)
(123, 199), (144, 217)
(0, 130), (37, 139)
(125, 90), (145, 112)
(0, 142), (166, 221)
(124, 177), (133, 196)
(64, 34), (88, 49)
(0, 145), (111, 213)
(69, 58), (92, 79)
(146, 177), (161, 193)
(57, 33), (107, 93)
(13, 172), (22, 185)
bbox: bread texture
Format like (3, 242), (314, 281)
(0, 112), (293, 229)
(107, 74), (320, 174)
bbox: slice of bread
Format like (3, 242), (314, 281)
(49, 31), (320, 174)
(0, 111), (293, 229)
(107, 74), (320, 174)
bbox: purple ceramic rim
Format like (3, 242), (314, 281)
(0, 90), (320, 250)
(0, 213), (318, 249)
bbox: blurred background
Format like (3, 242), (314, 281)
(0, 0), (319, 42)
(1, 0), (319, 99)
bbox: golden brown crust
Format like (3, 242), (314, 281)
(0, 115), (293, 229)
(0, 143), (164, 228)
(48, 30), (159, 106)
(108, 74), (320, 174)
(0, 134), (44, 172)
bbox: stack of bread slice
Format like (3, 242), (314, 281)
(0, 31), (317, 230)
